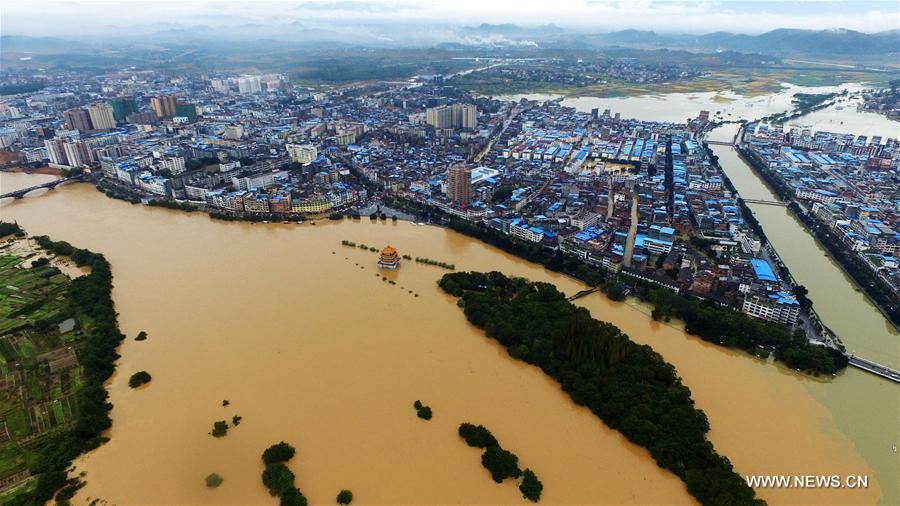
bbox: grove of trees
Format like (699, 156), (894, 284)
(440, 271), (762, 506)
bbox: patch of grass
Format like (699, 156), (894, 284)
(4, 408), (30, 438)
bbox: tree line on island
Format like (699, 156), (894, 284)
(1, 233), (126, 504)
(439, 271), (763, 506)
(458, 423), (543, 502)
(384, 196), (844, 375)
(258, 442), (354, 505)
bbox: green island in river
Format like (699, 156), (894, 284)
(0, 222), (124, 504)
(439, 270), (762, 505)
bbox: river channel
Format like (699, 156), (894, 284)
(1, 170), (893, 505)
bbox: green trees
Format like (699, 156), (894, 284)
(0, 221), (22, 237)
(413, 400), (433, 420)
(457, 422), (539, 495)
(281, 487), (308, 506)
(261, 442), (307, 505)
(336, 489), (354, 505)
(128, 371), (152, 388)
(205, 473), (224, 488)
(458, 423), (498, 449)
(30, 257), (50, 268)
(262, 463), (296, 496)
(135, 331), (148, 341)
(441, 272), (761, 506)
(633, 282), (846, 374)
(211, 421), (228, 437)
(519, 469), (543, 502)
(492, 185), (514, 202)
(263, 442), (296, 465)
(481, 446), (521, 483)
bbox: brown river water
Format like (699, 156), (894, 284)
(0, 172), (892, 505)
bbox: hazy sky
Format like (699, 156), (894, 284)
(3, 0), (899, 37)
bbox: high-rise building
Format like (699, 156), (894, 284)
(458, 103), (477, 130)
(88, 103), (116, 130)
(210, 79), (230, 93)
(426, 105), (453, 129)
(426, 103), (477, 130)
(237, 76), (262, 94)
(447, 165), (472, 205)
(126, 111), (157, 124)
(150, 94), (178, 118)
(44, 139), (68, 166)
(62, 141), (91, 167)
(286, 143), (318, 164)
(110, 97), (138, 121)
(63, 108), (93, 132)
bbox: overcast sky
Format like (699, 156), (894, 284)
(3, 0), (899, 38)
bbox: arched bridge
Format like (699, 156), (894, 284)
(0, 174), (83, 200)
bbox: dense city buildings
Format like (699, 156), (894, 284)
(1, 3), (899, 504)
(0, 63), (895, 342)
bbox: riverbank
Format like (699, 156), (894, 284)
(0, 226), (125, 503)
(383, 195), (846, 376)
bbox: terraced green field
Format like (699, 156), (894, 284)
(0, 237), (87, 495)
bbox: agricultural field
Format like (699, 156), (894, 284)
(454, 61), (896, 99)
(0, 234), (86, 497)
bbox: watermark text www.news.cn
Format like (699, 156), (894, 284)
(746, 475), (869, 489)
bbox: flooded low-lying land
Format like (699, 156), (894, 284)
(1, 172), (890, 504)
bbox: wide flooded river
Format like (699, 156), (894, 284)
(1, 172), (893, 505)
(500, 83), (881, 126)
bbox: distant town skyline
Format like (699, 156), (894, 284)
(3, 0), (899, 39)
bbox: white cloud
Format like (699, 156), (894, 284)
(2, 0), (898, 37)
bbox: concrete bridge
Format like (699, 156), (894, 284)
(742, 198), (787, 207)
(847, 356), (900, 384)
(0, 175), (82, 200)
(705, 140), (735, 147)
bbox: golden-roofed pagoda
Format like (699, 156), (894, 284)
(377, 245), (401, 269)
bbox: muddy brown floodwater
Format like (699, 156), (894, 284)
(0, 173), (889, 505)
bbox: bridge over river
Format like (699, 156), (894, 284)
(0, 175), (83, 199)
(742, 198), (788, 207)
(847, 356), (900, 383)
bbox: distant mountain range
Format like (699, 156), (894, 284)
(582, 27), (900, 56)
(2, 25), (898, 59)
